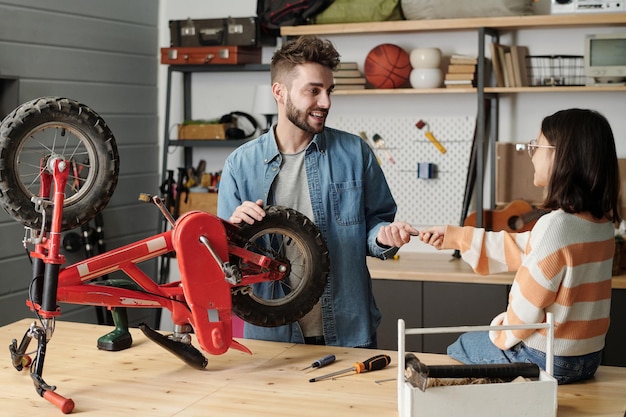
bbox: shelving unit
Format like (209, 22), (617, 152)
(161, 63), (270, 179)
(281, 13), (626, 225)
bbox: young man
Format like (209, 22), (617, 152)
(217, 36), (417, 348)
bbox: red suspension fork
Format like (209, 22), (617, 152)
(32, 158), (68, 317)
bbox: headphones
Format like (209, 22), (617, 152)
(219, 111), (259, 140)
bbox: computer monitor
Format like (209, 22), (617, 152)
(584, 33), (626, 85)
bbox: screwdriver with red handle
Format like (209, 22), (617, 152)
(309, 354), (391, 383)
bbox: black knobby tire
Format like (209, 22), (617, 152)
(0, 97), (119, 231)
(232, 206), (330, 327)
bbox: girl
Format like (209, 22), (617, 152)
(419, 108), (621, 384)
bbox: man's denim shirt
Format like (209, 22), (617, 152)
(217, 127), (398, 348)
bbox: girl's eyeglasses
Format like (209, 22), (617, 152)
(527, 139), (556, 158)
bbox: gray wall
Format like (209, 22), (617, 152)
(0, 1), (160, 326)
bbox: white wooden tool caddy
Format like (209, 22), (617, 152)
(397, 313), (557, 417)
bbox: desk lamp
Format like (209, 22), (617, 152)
(253, 85), (276, 133)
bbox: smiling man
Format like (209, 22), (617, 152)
(217, 35), (417, 348)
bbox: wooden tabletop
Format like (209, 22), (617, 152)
(1, 319), (625, 416)
(368, 252), (626, 289)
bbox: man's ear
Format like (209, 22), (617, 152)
(272, 83), (284, 103)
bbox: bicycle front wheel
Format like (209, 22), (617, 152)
(232, 206), (330, 328)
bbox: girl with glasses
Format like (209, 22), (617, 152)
(418, 108), (621, 384)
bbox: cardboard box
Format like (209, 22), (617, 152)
(177, 123), (226, 140)
(178, 192), (218, 215)
(496, 142), (544, 206)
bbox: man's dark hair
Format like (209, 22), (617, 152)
(271, 35), (341, 84)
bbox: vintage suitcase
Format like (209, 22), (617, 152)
(169, 17), (259, 47)
(160, 46), (262, 65)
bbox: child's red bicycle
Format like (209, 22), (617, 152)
(0, 97), (329, 413)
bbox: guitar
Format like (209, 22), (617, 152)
(463, 200), (550, 233)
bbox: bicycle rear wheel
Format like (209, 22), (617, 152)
(232, 206), (329, 327)
(0, 97), (119, 231)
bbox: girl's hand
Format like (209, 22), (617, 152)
(419, 226), (446, 250)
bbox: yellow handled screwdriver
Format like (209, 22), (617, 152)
(309, 354), (391, 383)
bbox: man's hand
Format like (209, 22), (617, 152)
(229, 199), (266, 224)
(418, 226), (446, 250)
(376, 222), (419, 248)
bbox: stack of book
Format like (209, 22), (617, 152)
(489, 43), (530, 87)
(444, 55), (477, 88)
(333, 62), (367, 90)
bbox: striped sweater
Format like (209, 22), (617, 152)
(442, 209), (614, 357)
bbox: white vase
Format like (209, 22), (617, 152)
(410, 68), (443, 89)
(410, 47), (442, 69)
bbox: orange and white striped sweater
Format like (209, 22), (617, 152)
(442, 209), (614, 357)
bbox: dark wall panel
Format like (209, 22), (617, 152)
(0, 1), (159, 327)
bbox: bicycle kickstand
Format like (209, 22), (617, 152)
(10, 322), (75, 413)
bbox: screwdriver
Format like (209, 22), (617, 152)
(301, 354), (336, 371)
(309, 354), (391, 383)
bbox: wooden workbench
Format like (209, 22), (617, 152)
(368, 252), (626, 289)
(1, 319), (625, 416)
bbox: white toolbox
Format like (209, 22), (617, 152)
(397, 314), (557, 417)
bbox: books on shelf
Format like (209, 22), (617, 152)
(333, 69), (363, 78)
(490, 43), (530, 87)
(334, 62), (367, 89)
(445, 56), (477, 88)
(333, 84), (366, 90)
(444, 79), (474, 88)
(445, 72), (475, 81)
(450, 54), (478, 65)
(511, 45), (530, 87)
(447, 64), (476, 73)
(337, 61), (358, 71)
(333, 76), (367, 85)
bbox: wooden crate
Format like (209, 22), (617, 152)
(178, 192), (218, 215)
(178, 123), (226, 140)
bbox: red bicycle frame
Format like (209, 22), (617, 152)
(12, 156), (289, 413)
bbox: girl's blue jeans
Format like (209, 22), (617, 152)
(447, 331), (602, 385)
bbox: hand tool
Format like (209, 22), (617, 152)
(372, 134), (396, 164)
(309, 354), (391, 382)
(416, 119), (446, 154)
(358, 131), (381, 165)
(404, 353), (540, 391)
(301, 354), (336, 370)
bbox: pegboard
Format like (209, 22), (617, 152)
(331, 116), (475, 226)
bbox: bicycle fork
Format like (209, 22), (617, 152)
(11, 158), (75, 413)
(10, 321), (75, 413)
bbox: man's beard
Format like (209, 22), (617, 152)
(285, 95), (325, 134)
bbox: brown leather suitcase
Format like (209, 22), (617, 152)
(160, 46), (262, 65)
(169, 17), (259, 47)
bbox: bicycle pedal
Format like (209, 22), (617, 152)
(139, 323), (208, 370)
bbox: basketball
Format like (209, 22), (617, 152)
(364, 44), (411, 89)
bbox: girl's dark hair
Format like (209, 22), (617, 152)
(542, 108), (621, 222)
(270, 35), (340, 84)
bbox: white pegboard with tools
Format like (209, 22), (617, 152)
(330, 116), (475, 226)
